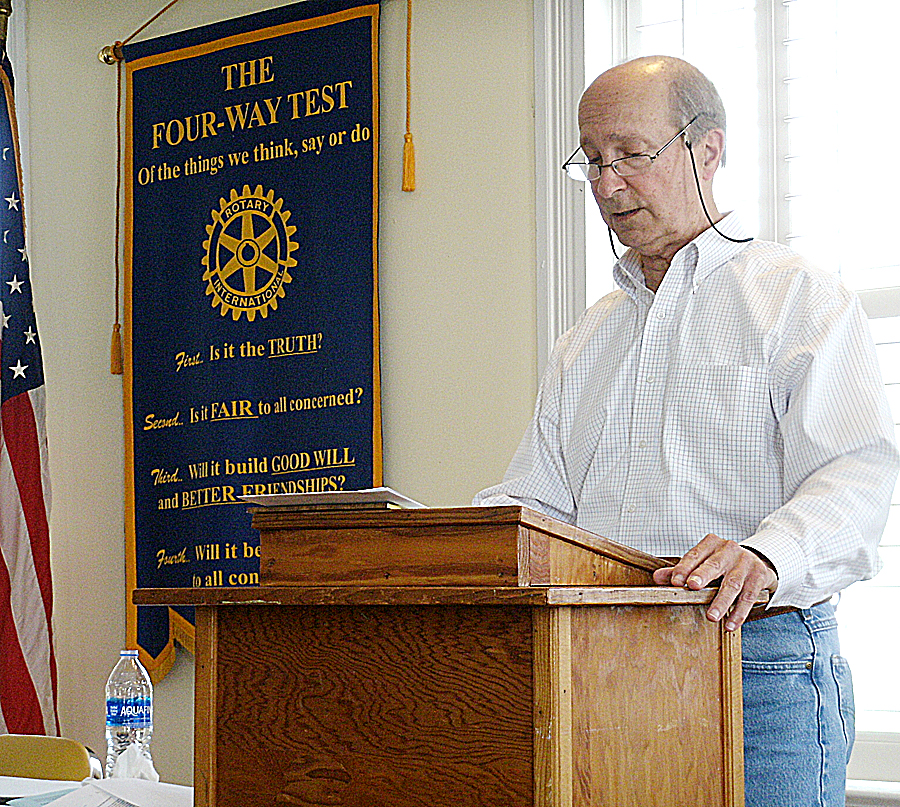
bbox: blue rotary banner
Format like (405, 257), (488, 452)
(123, 0), (381, 679)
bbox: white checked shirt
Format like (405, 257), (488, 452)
(475, 216), (899, 608)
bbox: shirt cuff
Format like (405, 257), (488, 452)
(740, 528), (806, 609)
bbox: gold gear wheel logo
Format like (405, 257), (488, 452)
(202, 185), (298, 321)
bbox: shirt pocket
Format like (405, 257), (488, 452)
(666, 364), (775, 477)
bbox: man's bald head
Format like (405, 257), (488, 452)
(581, 56), (727, 162)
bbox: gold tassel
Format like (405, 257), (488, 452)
(402, 132), (415, 192)
(111, 323), (123, 375)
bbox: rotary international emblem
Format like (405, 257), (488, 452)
(202, 185), (299, 321)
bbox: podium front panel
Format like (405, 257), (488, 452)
(197, 603), (535, 807)
(188, 592), (743, 807)
(567, 606), (742, 806)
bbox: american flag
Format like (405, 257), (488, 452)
(0, 54), (59, 735)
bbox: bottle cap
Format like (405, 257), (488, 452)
(120, 649), (138, 657)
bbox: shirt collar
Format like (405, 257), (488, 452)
(613, 213), (753, 300)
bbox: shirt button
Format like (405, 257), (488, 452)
(656, 311), (666, 320)
(638, 439), (647, 448)
(646, 376), (655, 384)
(626, 504), (636, 513)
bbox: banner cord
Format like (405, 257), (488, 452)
(111, 57), (123, 374)
(122, 0), (184, 48)
(104, 0), (184, 374)
(402, 0), (415, 191)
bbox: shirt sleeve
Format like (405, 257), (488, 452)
(472, 333), (578, 524)
(742, 282), (899, 608)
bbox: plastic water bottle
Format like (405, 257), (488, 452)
(105, 649), (153, 777)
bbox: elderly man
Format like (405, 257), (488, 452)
(475, 56), (898, 806)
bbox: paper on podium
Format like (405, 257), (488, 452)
(239, 485), (426, 509)
(29, 779), (191, 807)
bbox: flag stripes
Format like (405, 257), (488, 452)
(0, 55), (59, 736)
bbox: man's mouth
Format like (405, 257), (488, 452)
(608, 207), (642, 222)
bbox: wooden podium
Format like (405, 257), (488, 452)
(135, 505), (744, 807)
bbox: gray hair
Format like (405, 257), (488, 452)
(664, 57), (727, 164)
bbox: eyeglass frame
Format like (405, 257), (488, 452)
(561, 114), (700, 181)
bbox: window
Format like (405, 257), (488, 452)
(536, 0), (900, 781)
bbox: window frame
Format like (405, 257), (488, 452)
(533, 0), (585, 377)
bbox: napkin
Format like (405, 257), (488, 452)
(110, 744), (159, 782)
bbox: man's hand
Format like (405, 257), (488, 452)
(652, 534), (778, 631)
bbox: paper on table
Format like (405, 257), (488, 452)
(0, 777), (81, 797)
(33, 779), (191, 807)
(95, 780), (190, 807)
(23, 785), (118, 807)
(6, 788), (78, 807)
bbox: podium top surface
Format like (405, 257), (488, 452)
(249, 505), (665, 570)
(251, 505), (672, 589)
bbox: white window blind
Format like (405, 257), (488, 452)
(840, 312), (900, 734)
(578, 0), (900, 764)
(780, 0), (900, 741)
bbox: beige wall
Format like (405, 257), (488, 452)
(25, 0), (536, 786)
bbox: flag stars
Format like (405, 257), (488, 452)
(24, 326), (36, 344)
(7, 275), (23, 293)
(9, 360), (27, 379)
(5, 192), (18, 210)
(2, 311), (9, 329)
(17, 246), (26, 262)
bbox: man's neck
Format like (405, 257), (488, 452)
(640, 255), (670, 292)
(638, 209), (726, 292)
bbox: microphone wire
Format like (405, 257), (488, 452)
(685, 139), (753, 245)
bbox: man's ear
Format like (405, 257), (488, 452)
(698, 128), (725, 180)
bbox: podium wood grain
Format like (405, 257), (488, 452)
(200, 603), (534, 807)
(255, 506), (667, 588)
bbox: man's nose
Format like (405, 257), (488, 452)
(593, 164), (628, 198)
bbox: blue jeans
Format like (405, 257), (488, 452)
(742, 601), (855, 807)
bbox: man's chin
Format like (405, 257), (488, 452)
(603, 209), (645, 242)
(607, 224), (642, 250)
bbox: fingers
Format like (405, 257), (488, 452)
(654, 534), (778, 632)
(655, 533), (725, 589)
(707, 550), (776, 631)
(652, 566), (674, 585)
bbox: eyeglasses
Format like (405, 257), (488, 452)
(562, 115), (699, 182)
